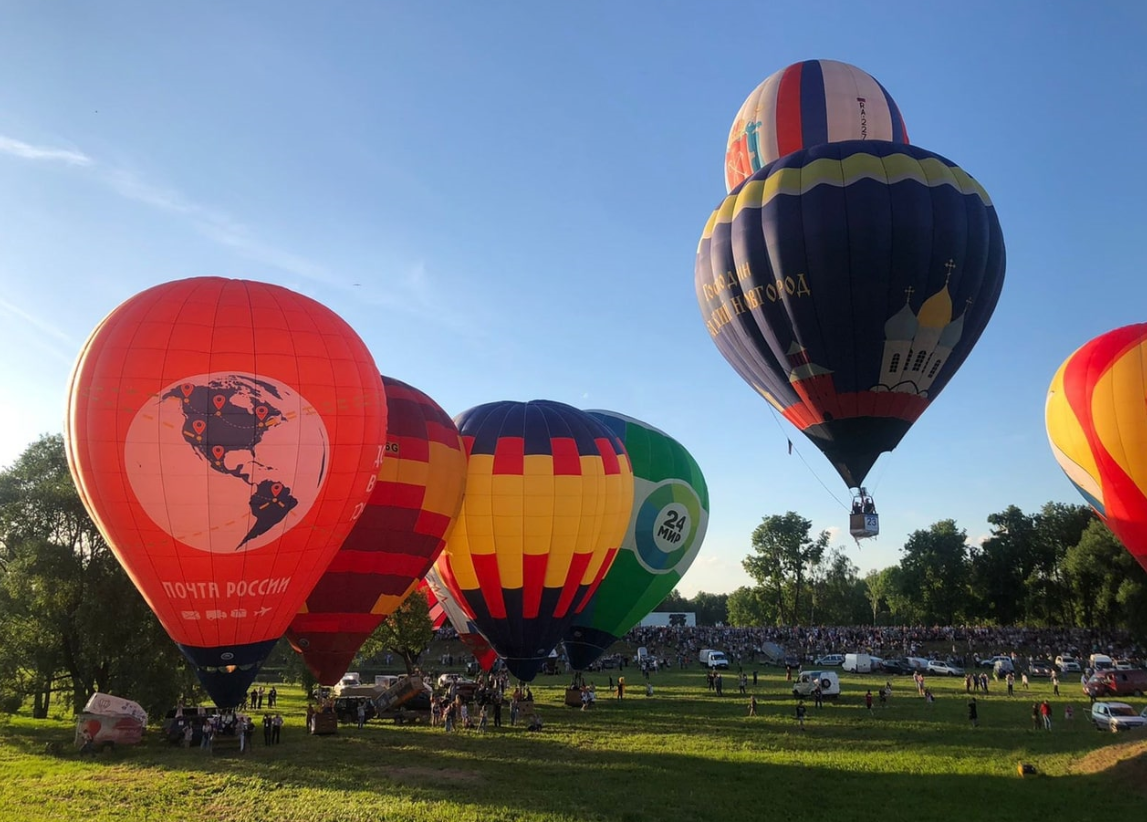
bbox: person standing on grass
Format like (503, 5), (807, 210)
(272, 714), (282, 744)
(1064, 704), (1074, 723)
(796, 700), (807, 730)
(748, 694), (758, 716)
(813, 683), (823, 709)
(866, 690), (873, 713)
(1021, 673), (1029, 690)
(1040, 700), (1052, 730)
(968, 697), (978, 728)
(356, 702), (366, 730)
(1031, 703), (1041, 730)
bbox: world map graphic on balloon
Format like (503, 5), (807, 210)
(124, 374), (329, 554)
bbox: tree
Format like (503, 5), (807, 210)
(970, 505), (1037, 624)
(898, 520), (970, 625)
(652, 588), (690, 613)
(0, 435), (198, 718)
(359, 591), (434, 674)
(1062, 519), (1147, 631)
(690, 591), (729, 626)
(864, 567), (892, 624)
(726, 586), (774, 627)
(743, 512), (828, 625)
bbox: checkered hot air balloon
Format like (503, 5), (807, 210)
(286, 376), (467, 685)
(437, 400), (634, 681)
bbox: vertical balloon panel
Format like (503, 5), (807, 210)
(286, 376), (467, 685)
(65, 277), (387, 706)
(1046, 324), (1147, 572)
(440, 400), (633, 681)
(725, 59), (909, 192)
(564, 411), (709, 670)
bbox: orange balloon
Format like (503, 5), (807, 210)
(1046, 323), (1147, 572)
(65, 277), (386, 706)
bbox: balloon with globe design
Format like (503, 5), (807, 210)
(65, 276), (387, 707)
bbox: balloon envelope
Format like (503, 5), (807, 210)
(697, 141), (1006, 488)
(564, 411), (709, 670)
(1046, 324), (1147, 573)
(65, 277), (386, 707)
(424, 564), (498, 672)
(725, 59), (908, 192)
(438, 400), (634, 681)
(286, 376), (467, 685)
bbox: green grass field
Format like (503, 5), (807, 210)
(1, 664), (1144, 822)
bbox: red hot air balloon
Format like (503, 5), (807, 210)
(425, 562), (499, 672)
(65, 277), (387, 707)
(419, 579), (449, 631)
(287, 376), (467, 684)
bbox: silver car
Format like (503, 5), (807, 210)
(1091, 701), (1147, 732)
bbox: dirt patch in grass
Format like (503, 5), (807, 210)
(386, 766), (481, 785)
(1071, 736), (1147, 796)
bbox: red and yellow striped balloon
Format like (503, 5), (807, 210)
(438, 400), (633, 681)
(1046, 323), (1147, 572)
(286, 376), (466, 684)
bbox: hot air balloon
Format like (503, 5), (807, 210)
(696, 141), (1005, 527)
(419, 578), (449, 631)
(563, 411), (709, 670)
(65, 277), (386, 707)
(1046, 324), (1147, 573)
(424, 563), (499, 672)
(286, 376), (467, 685)
(438, 400), (634, 681)
(725, 59), (909, 192)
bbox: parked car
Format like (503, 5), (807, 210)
(927, 660), (965, 677)
(1091, 701), (1147, 732)
(1027, 661), (1053, 678)
(1083, 669), (1147, 698)
(980, 655), (1011, 668)
(782, 654), (802, 669)
(881, 659), (913, 676)
(815, 654), (844, 667)
(1056, 655), (1082, 673)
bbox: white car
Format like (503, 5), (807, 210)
(927, 660), (965, 676)
(1055, 655), (1082, 673)
(1091, 701), (1147, 732)
(815, 654), (845, 666)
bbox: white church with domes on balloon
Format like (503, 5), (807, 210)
(872, 260), (967, 397)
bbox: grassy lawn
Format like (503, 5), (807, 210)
(1, 664), (1144, 822)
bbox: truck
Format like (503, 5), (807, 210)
(699, 649), (730, 669)
(842, 653), (875, 673)
(792, 670), (841, 699)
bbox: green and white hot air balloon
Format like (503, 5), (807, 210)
(563, 410), (709, 670)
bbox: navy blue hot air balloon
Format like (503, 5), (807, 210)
(696, 141), (1005, 489)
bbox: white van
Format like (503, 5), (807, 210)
(842, 653), (874, 673)
(792, 670), (840, 699)
(699, 649), (730, 669)
(1089, 654), (1114, 671)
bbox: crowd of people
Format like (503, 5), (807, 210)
(621, 624), (1142, 669)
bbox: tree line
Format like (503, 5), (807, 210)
(0, 435), (432, 721)
(716, 506), (1147, 641)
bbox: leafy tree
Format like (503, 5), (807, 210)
(652, 588), (690, 613)
(359, 591), (434, 674)
(970, 505), (1038, 624)
(0, 435), (198, 718)
(898, 520), (970, 625)
(690, 591), (729, 626)
(808, 547), (868, 625)
(726, 586), (774, 627)
(864, 567), (892, 624)
(743, 512), (828, 625)
(1062, 519), (1147, 632)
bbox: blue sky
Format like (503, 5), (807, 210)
(2, 2), (1145, 597)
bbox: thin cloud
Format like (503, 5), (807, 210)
(0, 297), (78, 365)
(0, 135), (92, 166)
(2, 131), (483, 331)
